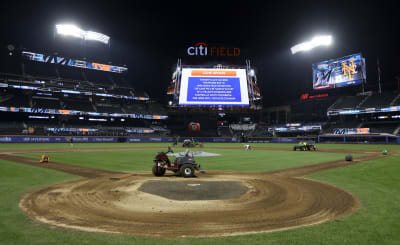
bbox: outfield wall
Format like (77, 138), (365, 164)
(317, 135), (400, 144)
(0, 135), (399, 144)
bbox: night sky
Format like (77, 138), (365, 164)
(1, 1), (399, 106)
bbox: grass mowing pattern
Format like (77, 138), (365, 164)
(0, 143), (399, 244)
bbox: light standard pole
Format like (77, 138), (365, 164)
(290, 35), (333, 122)
(291, 35), (333, 91)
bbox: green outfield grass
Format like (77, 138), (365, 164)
(0, 143), (399, 245)
(1, 142), (399, 151)
(18, 148), (359, 172)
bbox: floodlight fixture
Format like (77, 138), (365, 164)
(291, 35), (332, 55)
(249, 69), (255, 77)
(56, 24), (85, 39)
(55, 24), (110, 45)
(85, 31), (110, 44)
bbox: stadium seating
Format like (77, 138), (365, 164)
(391, 94), (400, 106)
(95, 104), (124, 113)
(0, 121), (25, 135)
(328, 92), (400, 111)
(85, 69), (110, 85)
(150, 125), (169, 134)
(289, 95), (338, 123)
(217, 126), (232, 137)
(148, 103), (167, 115)
(110, 87), (134, 96)
(322, 121), (362, 134)
(124, 103), (147, 114)
(0, 51), (170, 138)
(329, 95), (367, 110)
(248, 124), (268, 137)
(62, 98), (95, 111)
(0, 93), (31, 107)
(57, 66), (85, 81)
(0, 120), (169, 136)
(359, 92), (398, 108)
(109, 74), (129, 87)
(32, 97), (60, 109)
(93, 97), (123, 113)
(23, 61), (58, 78)
(361, 121), (399, 134)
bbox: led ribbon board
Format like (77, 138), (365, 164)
(22, 51), (128, 74)
(327, 106), (400, 116)
(178, 68), (249, 106)
(0, 106), (167, 120)
(312, 53), (366, 90)
(333, 128), (370, 135)
(6, 82), (147, 101)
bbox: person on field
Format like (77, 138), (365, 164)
(68, 137), (74, 148)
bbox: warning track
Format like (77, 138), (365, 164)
(0, 146), (392, 237)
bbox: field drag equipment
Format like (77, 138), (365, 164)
(152, 147), (205, 177)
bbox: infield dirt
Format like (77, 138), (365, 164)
(0, 146), (393, 237)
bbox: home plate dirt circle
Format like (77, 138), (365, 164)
(19, 171), (359, 237)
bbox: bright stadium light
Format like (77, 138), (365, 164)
(86, 31), (110, 44)
(56, 24), (85, 39)
(55, 24), (110, 45)
(291, 35), (332, 55)
(249, 69), (255, 77)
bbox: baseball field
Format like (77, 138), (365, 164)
(0, 142), (399, 244)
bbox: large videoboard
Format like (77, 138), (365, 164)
(312, 53), (366, 90)
(178, 68), (249, 106)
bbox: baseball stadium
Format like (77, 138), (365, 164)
(1, 2), (400, 245)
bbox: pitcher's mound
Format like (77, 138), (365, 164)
(139, 180), (248, 200)
(19, 172), (359, 237)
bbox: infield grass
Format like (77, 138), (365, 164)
(1, 141), (399, 151)
(17, 147), (360, 172)
(0, 143), (399, 245)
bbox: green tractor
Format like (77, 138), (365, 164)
(293, 142), (317, 151)
(182, 138), (203, 148)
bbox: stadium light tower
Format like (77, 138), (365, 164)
(55, 24), (110, 45)
(291, 35), (332, 55)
